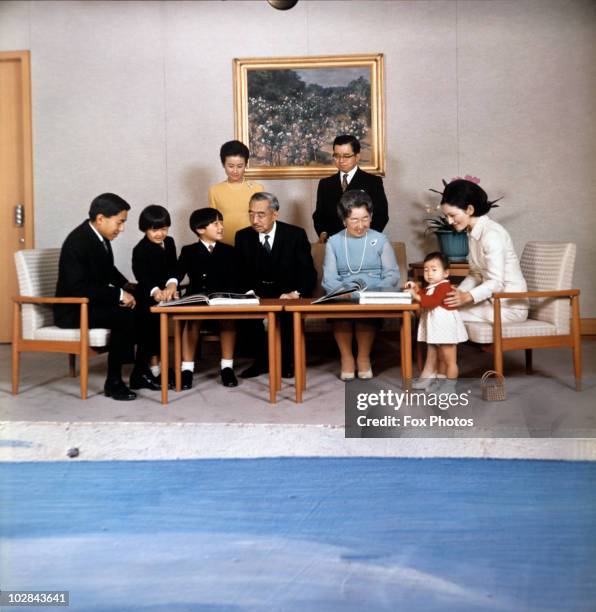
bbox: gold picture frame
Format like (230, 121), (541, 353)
(233, 53), (385, 180)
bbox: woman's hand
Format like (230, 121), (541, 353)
(443, 289), (473, 308)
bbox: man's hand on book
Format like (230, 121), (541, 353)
(280, 291), (300, 300)
(163, 282), (178, 301)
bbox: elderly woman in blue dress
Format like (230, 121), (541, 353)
(322, 190), (400, 380)
(440, 179), (529, 323)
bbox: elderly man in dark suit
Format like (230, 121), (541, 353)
(312, 134), (389, 241)
(235, 192), (317, 378)
(54, 193), (157, 401)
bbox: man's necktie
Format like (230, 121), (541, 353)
(263, 234), (271, 254)
(102, 240), (109, 253)
(208, 244), (214, 253)
(341, 173), (349, 192)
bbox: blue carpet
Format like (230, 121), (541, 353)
(1, 458), (595, 611)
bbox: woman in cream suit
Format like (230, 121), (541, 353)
(440, 179), (529, 323)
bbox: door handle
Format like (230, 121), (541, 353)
(15, 204), (25, 227)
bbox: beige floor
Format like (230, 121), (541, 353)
(1, 337), (595, 461)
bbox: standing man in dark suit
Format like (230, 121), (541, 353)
(235, 192), (317, 378)
(312, 134), (389, 241)
(54, 193), (155, 401)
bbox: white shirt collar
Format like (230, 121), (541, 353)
(259, 221), (277, 246)
(88, 221), (106, 245)
(200, 239), (216, 251)
(341, 166), (359, 184)
(469, 215), (490, 241)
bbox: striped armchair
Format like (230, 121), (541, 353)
(464, 242), (582, 390)
(12, 248), (110, 399)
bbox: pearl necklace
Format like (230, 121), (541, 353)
(344, 230), (368, 274)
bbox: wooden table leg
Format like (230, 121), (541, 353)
(267, 312), (277, 404)
(160, 313), (169, 405)
(174, 319), (182, 392)
(300, 315), (306, 393)
(275, 316), (282, 391)
(402, 311), (412, 390)
(293, 312), (304, 403)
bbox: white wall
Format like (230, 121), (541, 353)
(1, 0), (595, 314)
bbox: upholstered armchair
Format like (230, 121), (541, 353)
(464, 242), (581, 390)
(12, 248), (110, 399)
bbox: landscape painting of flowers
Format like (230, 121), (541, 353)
(234, 54), (385, 179)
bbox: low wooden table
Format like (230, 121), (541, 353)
(409, 261), (469, 282)
(285, 299), (420, 403)
(151, 300), (283, 405)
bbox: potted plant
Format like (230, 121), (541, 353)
(425, 208), (469, 262)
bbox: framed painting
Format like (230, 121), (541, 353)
(233, 54), (385, 179)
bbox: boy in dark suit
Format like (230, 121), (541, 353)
(235, 191), (317, 378)
(54, 193), (155, 400)
(177, 208), (238, 389)
(132, 204), (178, 384)
(312, 134), (389, 240)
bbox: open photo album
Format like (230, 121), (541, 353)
(311, 280), (366, 304)
(157, 290), (259, 307)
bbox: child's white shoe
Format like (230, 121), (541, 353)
(411, 374), (438, 390)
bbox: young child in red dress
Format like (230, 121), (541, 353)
(405, 251), (468, 390)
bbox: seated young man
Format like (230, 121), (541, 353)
(54, 193), (160, 401)
(177, 208), (238, 389)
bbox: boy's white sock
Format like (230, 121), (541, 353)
(182, 361), (195, 372)
(436, 374), (447, 379)
(221, 359), (234, 370)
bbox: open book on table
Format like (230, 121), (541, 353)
(157, 290), (259, 307)
(311, 280), (366, 304)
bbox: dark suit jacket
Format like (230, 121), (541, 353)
(132, 235), (178, 306)
(234, 221), (316, 297)
(54, 221), (129, 327)
(312, 167), (389, 237)
(177, 241), (236, 296)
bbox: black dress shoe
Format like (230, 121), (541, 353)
(281, 365), (294, 379)
(130, 370), (161, 391)
(181, 370), (194, 390)
(239, 362), (267, 379)
(104, 379), (137, 401)
(220, 367), (238, 387)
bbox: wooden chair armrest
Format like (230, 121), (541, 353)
(13, 295), (90, 304)
(493, 289), (579, 300)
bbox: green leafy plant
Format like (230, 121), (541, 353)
(425, 211), (457, 234)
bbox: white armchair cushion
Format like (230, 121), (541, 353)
(33, 326), (110, 346)
(466, 320), (558, 344)
(15, 248), (109, 346)
(521, 242), (575, 334)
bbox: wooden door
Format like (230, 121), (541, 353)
(0, 51), (34, 343)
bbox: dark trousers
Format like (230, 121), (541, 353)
(134, 304), (160, 360)
(242, 312), (293, 368)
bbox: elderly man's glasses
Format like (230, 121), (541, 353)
(332, 153), (356, 160)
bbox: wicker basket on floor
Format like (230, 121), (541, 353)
(481, 370), (506, 401)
